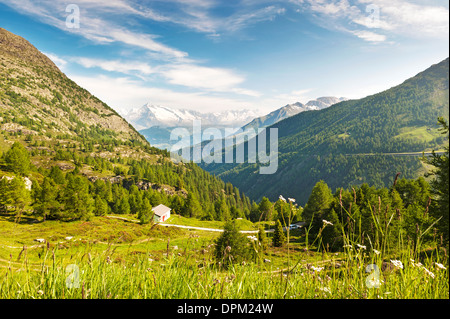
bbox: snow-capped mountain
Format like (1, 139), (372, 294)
(125, 97), (346, 150)
(241, 97), (347, 131)
(124, 103), (261, 131)
(305, 96), (347, 109)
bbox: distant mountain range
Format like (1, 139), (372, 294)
(124, 103), (261, 131)
(124, 97), (346, 149)
(241, 97), (347, 132)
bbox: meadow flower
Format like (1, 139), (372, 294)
(322, 219), (333, 226)
(410, 259), (423, 268)
(311, 266), (324, 272)
(343, 244), (352, 250)
(423, 267), (435, 278)
(288, 198), (296, 203)
(279, 195), (286, 202)
(356, 244), (366, 250)
(319, 287), (331, 294)
(373, 249), (380, 255)
(435, 263), (446, 270)
(390, 260), (403, 269)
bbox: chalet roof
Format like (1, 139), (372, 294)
(152, 204), (171, 217)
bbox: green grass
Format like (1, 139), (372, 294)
(0, 214), (448, 299)
(394, 126), (442, 143)
(163, 214), (257, 231)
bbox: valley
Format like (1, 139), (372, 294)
(0, 22), (448, 302)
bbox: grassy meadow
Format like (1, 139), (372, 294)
(0, 213), (448, 299)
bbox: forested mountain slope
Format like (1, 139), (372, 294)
(202, 58), (449, 204)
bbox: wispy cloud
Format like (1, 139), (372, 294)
(72, 57), (154, 75)
(160, 64), (260, 96)
(69, 74), (257, 113)
(291, 0), (449, 43)
(0, 0), (188, 59)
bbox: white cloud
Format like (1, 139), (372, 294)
(352, 30), (387, 42)
(160, 64), (261, 96)
(292, 0), (449, 42)
(73, 57), (154, 75)
(357, 0), (449, 38)
(43, 52), (68, 69)
(0, 0), (188, 59)
(69, 74), (257, 113)
(274, 88), (314, 104)
(162, 64), (242, 90)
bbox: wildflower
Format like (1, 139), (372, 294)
(423, 267), (435, 279)
(390, 260), (403, 269)
(410, 259), (423, 268)
(246, 235), (257, 241)
(322, 219), (333, 226)
(343, 244), (352, 250)
(356, 244), (366, 250)
(37, 290), (44, 295)
(288, 198), (296, 203)
(310, 266), (324, 272)
(373, 249), (380, 255)
(319, 287), (331, 294)
(279, 195), (286, 202)
(435, 263), (446, 270)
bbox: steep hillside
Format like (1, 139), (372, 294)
(202, 58), (449, 204)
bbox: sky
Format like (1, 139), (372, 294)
(0, 0), (448, 116)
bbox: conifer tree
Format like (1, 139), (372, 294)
(272, 219), (286, 247)
(4, 142), (31, 175)
(138, 198), (153, 224)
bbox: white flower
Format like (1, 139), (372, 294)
(343, 244), (352, 250)
(246, 235), (257, 241)
(322, 219), (333, 226)
(279, 195), (286, 202)
(373, 249), (380, 255)
(423, 267), (435, 278)
(319, 287), (331, 294)
(288, 198), (296, 203)
(356, 244), (366, 250)
(311, 266), (324, 272)
(390, 260), (403, 269)
(410, 259), (424, 268)
(435, 263), (447, 270)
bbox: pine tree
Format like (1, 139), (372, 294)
(138, 198), (153, 224)
(422, 117), (449, 242)
(272, 219), (286, 247)
(321, 208), (342, 251)
(48, 166), (65, 184)
(4, 142), (31, 175)
(94, 195), (109, 216)
(61, 175), (94, 220)
(183, 192), (202, 218)
(214, 220), (252, 268)
(33, 177), (60, 220)
(258, 197), (273, 222)
(303, 180), (333, 236)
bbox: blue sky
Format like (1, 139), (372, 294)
(0, 0), (448, 115)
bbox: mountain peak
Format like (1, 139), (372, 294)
(0, 28), (59, 71)
(0, 27), (145, 146)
